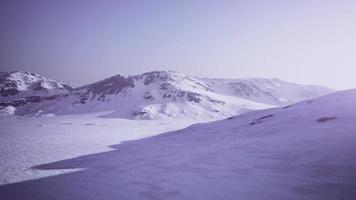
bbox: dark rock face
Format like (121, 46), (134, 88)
(73, 75), (135, 104)
(143, 92), (155, 101)
(44, 95), (58, 101)
(163, 93), (172, 99)
(206, 97), (225, 105)
(317, 117), (337, 123)
(87, 75), (135, 95)
(62, 85), (73, 91)
(71, 75), (135, 104)
(160, 83), (171, 90)
(187, 92), (202, 103)
(0, 95), (59, 107)
(0, 76), (18, 88)
(0, 99), (27, 107)
(250, 114), (274, 125)
(142, 71), (172, 86)
(177, 91), (185, 97)
(0, 89), (19, 97)
(86, 75), (135, 96)
(0, 75), (20, 97)
(76, 93), (90, 104)
(132, 111), (150, 119)
(26, 96), (42, 103)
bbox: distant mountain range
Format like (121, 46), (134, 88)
(0, 70), (333, 119)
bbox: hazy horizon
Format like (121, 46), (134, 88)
(0, 69), (342, 90)
(1, 0), (356, 90)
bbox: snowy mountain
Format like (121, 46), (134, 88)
(0, 71), (332, 119)
(1, 89), (355, 200)
(0, 71), (73, 104)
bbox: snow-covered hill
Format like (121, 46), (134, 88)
(1, 89), (355, 200)
(0, 71), (332, 119)
(0, 71), (73, 104)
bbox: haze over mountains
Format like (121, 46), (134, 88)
(0, 70), (333, 119)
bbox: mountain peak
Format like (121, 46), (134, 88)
(141, 70), (178, 75)
(0, 70), (73, 103)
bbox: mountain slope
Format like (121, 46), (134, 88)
(0, 71), (333, 119)
(1, 89), (355, 200)
(206, 77), (331, 105)
(0, 71), (73, 104)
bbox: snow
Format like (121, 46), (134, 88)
(0, 106), (16, 116)
(0, 89), (355, 199)
(0, 113), (194, 185)
(0, 71), (72, 103)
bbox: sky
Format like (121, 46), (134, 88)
(1, 0), (356, 89)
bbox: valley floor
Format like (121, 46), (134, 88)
(0, 113), (193, 185)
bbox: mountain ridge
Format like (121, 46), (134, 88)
(0, 70), (333, 119)
(0, 71), (73, 103)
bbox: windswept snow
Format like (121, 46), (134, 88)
(0, 114), (193, 185)
(0, 89), (355, 199)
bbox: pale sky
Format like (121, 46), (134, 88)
(1, 0), (356, 89)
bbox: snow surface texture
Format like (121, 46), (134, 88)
(1, 89), (355, 199)
(0, 71), (332, 120)
(0, 113), (193, 185)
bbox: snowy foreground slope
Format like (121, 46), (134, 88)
(1, 89), (355, 199)
(1, 70), (332, 120)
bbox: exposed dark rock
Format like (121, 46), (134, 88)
(62, 85), (73, 91)
(257, 114), (274, 120)
(26, 96), (42, 103)
(160, 83), (171, 90)
(0, 95), (59, 108)
(206, 97), (225, 105)
(78, 93), (89, 104)
(85, 75), (135, 96)
(187, 92), (202, 103)
(283, 105), (293, 109)
(177, 91), (185, 97)
(143, 92), (155, 101)
(163, 93), (172, 98)
(0, 99), (27, 107)
(0, 89), (19, 97)
(250, 114), (274, 125)
(317, 117), (337, 123)
(132, 111), (150, 119)
(143, 71), (172, 85)
(144, 73), (157, 85)
(44, 95), (59, 100)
